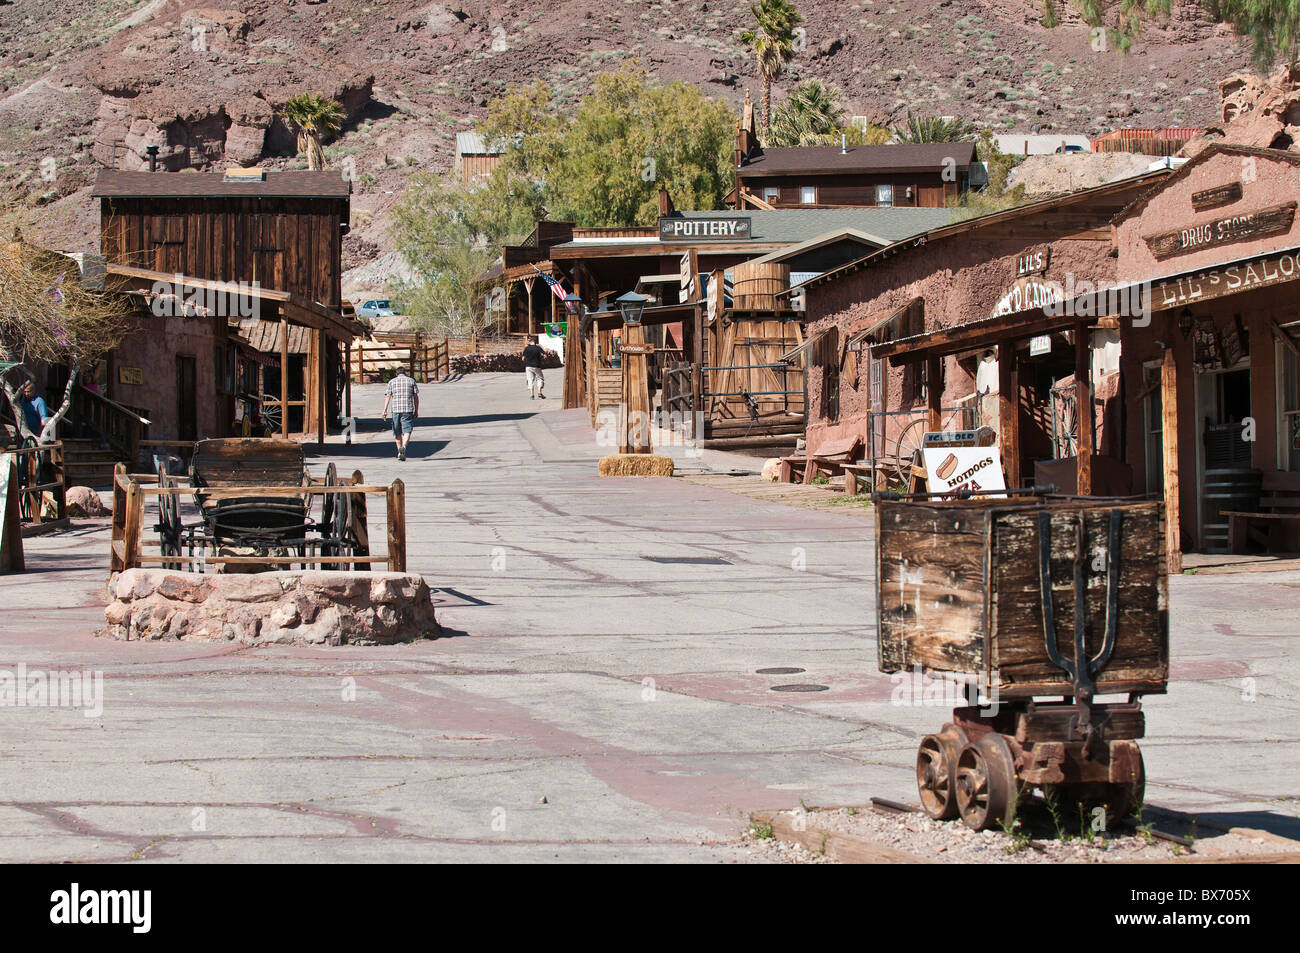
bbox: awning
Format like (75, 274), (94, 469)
(846, 296), (924, 350)
(779, 327), (825, 364)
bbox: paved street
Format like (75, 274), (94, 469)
(3, 370), (1299, 862)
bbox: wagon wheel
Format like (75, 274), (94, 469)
(955, 733), (1019, 831)
(916, 724), (969, 820)
(890, 418), (927, 487)
(331, 483), (351, 558)
(321, 462), (339, 532)
(154, 470), (183, 568)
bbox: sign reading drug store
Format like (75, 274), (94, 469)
(659, 216), (752, 242)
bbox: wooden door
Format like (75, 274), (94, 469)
(176, 355), (197, 441)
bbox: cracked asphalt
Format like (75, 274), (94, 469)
(3, 370), (1298, 862)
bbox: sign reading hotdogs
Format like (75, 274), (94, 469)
(922, 443), (1006, 497)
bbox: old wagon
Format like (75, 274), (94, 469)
(875, 491), (1169, 830)
(154, 438), (363, 568)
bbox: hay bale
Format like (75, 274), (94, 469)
(597, 453), (674, 477)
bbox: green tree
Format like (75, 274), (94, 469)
(390, 170), (543, 337)
(1216, 1), (1300, 84)
(1042, 1), (1172, 55)
(767, 81), (847, 146)
(481, 66), (734, 227)
(947, 131), (1029, 222)
(891, 111), (979, 144)
(739, 0), (805, 133)
(281, 93), (344, 170)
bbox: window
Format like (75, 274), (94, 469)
(763, 186), (780, 205)
(876, 184), (894, 207)
(800, 186), (817, 205)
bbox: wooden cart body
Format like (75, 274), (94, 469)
(876, 496), (1169, 700)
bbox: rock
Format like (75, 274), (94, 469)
(760, 458), (782, 482)
(65, 486), (108, 517)
(101, 570), (440, 645)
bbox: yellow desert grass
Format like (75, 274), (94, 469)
(597, 453), (675, 477)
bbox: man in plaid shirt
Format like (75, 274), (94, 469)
(381, 370), (419, 461)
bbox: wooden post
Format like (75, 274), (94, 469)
(350, 469), (370, 572)
(53, 442), (66, 520)
(1161, 347), (1182, 574)
(926, 355), (942, 432)
(317, 332), (327, 449)
(997, 342), (1020, 489)
(345, 342), (353, 443)
(1, 454), (24, 573)
(692, 301), (706, 439)
(26, 450), (40, 525)
(1075, 323), (1093, 496)
(279, 316), (289, 438)
(386, 479), (406, 573)
(525, 277), (536, 337)
(619, 321), (652, 454)
(122, 478), (144, 571)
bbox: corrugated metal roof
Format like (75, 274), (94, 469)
(456, 132), (505, 156)
(739, 142), (976, 175)
(92, 170), (351, 199)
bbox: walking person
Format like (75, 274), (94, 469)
(381, 369), (418, 461)
(523, 338), (546, 400)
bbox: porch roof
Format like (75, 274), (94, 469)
(105, 263), (367, 342)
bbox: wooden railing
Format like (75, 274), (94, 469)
(72, 386), (149, 464)
(9, 442), (66, 526)
(110, 464), (406, 574)
(350, 334), (451, 383)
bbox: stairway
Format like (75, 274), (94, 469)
(61, 437), (121, 488)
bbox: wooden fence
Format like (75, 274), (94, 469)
(10, 442), (66, 527)
(110, 464), (406, 574)
(351, 334), (450, 383)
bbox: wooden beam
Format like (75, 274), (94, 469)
(1161, 347), (1182, 574)
(317, 330), (326, 448)
(997, 342), (1020, 489)
(926, 355), (942, 432)
(1075, 323), (1093, 496)
(279, 317), (289, 438)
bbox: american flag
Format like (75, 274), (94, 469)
(532, 264), (569, 302)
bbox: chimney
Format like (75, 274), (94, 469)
(841, 133), (847, 155)
(145, 145), (159, 172)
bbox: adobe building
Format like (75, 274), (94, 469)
(798, 169), (1171, 484)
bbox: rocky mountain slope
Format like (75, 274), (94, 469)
(0, 0), (1254, 287)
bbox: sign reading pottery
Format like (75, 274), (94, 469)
(659, 216), (752, 242)
(1143, 201), (1297, 260)
(992, 276), (1065, 317)
(1153, 247), (1300, 310)
(922, 444), (1006, 497)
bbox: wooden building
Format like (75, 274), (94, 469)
(90, 169), (364, 447)
(454, 132), (504, 183)
(809, 143), (1300, 566)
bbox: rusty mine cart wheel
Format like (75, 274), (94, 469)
(955, 734), (1019, 831)
(916, 725), (968, 820)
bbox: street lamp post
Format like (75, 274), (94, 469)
(615, 291), (652, 455)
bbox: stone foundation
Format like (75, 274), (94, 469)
(103, 570), (441, 645)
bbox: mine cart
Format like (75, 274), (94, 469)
(875, 491), (1169, 831)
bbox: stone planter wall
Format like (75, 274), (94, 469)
(103, 570), (441, 645)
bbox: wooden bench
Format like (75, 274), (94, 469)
(1223, 471), (1300, 554)
(779, 435), (863, 485)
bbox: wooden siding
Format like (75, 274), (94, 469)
(742, 172), (962, 208)
(100, 196), (347, 310)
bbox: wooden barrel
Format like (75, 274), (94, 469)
(732, 261), (790, 311)
(1202, 468), (1261, 554)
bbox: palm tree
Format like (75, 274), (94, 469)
(739, 0), (804, 134)
(891, 111), (978, 144)
(767, 80), (846, 146)
(282, 93), (345, 170)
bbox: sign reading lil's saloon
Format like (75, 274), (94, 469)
(1143, 199), (1296, 260)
